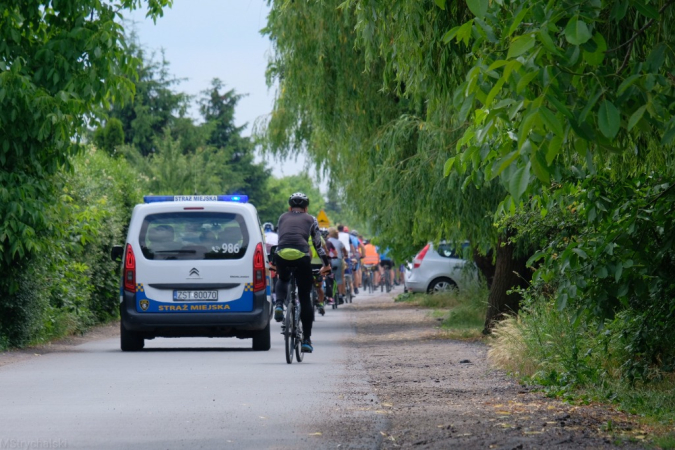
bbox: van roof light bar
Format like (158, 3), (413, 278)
(143, 195), (249, 203)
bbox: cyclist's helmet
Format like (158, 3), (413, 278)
(320, 228), (329, 238)
(364, 239), (371, 244)
(350, 230), (358, 236)
(262, 222), (274, 232)
(288, 192), (309, 208)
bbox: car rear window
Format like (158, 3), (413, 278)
(437, 244), (458, 258)
(139, 212), (249, 260)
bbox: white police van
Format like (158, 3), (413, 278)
(111, 195), (272, 351)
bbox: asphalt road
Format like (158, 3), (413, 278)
(0, 300), (380, 450)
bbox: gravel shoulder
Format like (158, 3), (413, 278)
(328, 288), (649, 450)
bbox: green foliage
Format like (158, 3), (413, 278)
(107, 39), (189, 156)
(0, 0), (170, 274)
(490, 295), (675, 424)
(444, 0), (675, 205)
(116, 75), (273, 212)
(510, 173), (675, 381)
(261, 0), (675, 396)
(0, 258), (52, 349)
(198, 79), (272, 210)
(260, 174), (325, 225)
(122, 130), (243, 196)
(260, 0), (501, 261)
(0, 147), (144, 348)
(60, 147), (145, 321)
(94, 118), (125, 156)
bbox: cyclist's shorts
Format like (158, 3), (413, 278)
(380, 259), (393, 270)
(311, 263), (323, 286)
(330, 259), (344, 284)
(344, 258), (354, 275)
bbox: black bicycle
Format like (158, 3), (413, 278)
(311, 268), (325, 317)
(344, 258), (355, 303)
(364, 264), (377, 294)
(283, 270), (304, 364)
(383, 265), (392, 293)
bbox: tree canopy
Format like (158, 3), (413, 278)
(0, 0), (171, 288)
(261, 0), (675, 366)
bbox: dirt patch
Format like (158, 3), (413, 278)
(335, 290), (649, 449)
(0, 321), (119, 368)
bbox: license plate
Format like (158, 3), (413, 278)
(173, 290), (218, 301)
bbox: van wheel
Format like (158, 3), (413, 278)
(120, 322), (144, 351)
(427, 277), (457, 294)
(252, 320), (271, 351)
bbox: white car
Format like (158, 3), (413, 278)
(111, 195), (272, 351)
(404, 242), (473, 293)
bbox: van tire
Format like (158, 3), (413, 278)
(120, 322), (144, 351)
(252, 320), (271, 351)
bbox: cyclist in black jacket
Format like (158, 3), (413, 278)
(274, 193), (331, 353)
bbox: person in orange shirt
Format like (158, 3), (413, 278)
(362, 239), (380, 288)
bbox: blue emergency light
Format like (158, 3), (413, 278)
(143, 195), (249, 203)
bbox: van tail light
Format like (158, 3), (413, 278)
(123, 244), (136, 292)
(412, 244), (430, 269)
(253, 242), (266, 292)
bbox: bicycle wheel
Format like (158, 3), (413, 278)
(385, 270), (392, 293)
(311, 286), (318, 320)
(295, 302), (304, 362)
(285, 278), (297, 364)
(346, 275), (353, 303)
(284, 302), (294, 364)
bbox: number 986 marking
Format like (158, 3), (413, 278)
(211, 243), (241, 253)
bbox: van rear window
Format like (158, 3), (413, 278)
(139, 212), (249, 260)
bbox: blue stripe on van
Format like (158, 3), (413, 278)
(135, 288), (254, 313)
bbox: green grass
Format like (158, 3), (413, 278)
(488, 300), (675, 443)
(587, 377), (675, 425)
(396, 283), (488, 339)
(654, 433), (675, 450)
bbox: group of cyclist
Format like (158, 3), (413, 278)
(262, 192), (401, 354)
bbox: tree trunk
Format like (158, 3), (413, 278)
(482, 235), (531, 334)
(472, 248), (495, 289)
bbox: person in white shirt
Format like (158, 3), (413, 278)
(263, 222), (278, 254)
(337, 224), (355, 297)
(262, 222), (279, 302)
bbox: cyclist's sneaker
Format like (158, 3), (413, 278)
(274, 301), (284, 322)
(338, 295), (345, 305)
(354, 287), (359, 294)
(301, 338), (313, 353)
(326, 297), (334, 305)
(317, 302), (325, 315)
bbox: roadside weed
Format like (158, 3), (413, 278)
(487, 315), (539, 378)
(489, 296), (675, 436)
(654, 433), (675, 450)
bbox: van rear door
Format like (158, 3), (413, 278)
(131, 206), (256, 313)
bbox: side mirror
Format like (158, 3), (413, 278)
(111, 245), (124, 262)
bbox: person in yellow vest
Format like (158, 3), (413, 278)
(309, 234), (328, 315)
(362, 239), (380, 287)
